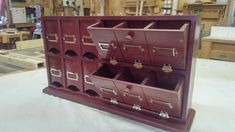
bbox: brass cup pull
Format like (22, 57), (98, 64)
(150, 99), (173, 109)
(123, 92), (143, 101)
(101, 88), (117, 95)
(47, 34), (58, 43)
(63, 34), (76, 44)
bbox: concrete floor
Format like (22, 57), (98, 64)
(0, 59), (234, 132)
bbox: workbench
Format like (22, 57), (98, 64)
(0, 59), (234, 132)
(0, 31), (31, 49)
(200, 26), (235, 61)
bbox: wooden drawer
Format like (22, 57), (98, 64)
(64, 57), (83, 92)
(48, 55), (64, 89)
(114, 21), (152, 65)
(114, 68), (149, 110)
(90, 64), (124, 102)
(142, 72), (183, 117)
(61, 19), (80, 55)
(43, 20), (61, 52)
(210, 50), (235, 61)
(87, 21), (124, 62)
(145, 21), (189, 69)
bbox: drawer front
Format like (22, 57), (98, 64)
(80, 20), (96, 46)
(90, 77), (123, 102)
(88, 29), (123, 61)
(82, 44), (100, 92)
(142, 80), (183, 117)
(61, 20), (80, 54)
(48, 56), (64, 88)
(65, 58), (83, 92)
(115, 30), (150, 64)
(44, 20), (61, 52)
(145, 30), (188, 69)
(114, 81), (148, 109)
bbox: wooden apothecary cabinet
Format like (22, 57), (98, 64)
(42, 16), (199, 132)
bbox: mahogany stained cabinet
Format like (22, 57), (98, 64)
(42, 16), (199, 132)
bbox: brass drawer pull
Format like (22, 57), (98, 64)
(110, 57), (118, 65)
(159, 111), (170, 119)
(123, 44), (144, 52)
(50, 68), (62, 77)
(47, 34), (58, 43)
(100, 87), (117, 95)
(67, 72), (79, 81)
(152, 47), (177, 57)
(63, 34), (76, 44)
(98, 42), (117, 51)
(132, 104), (141, 111)
(150, 99), (173, 109)
(123, 92), (143, 101)
(110, 98), (118, 104)
(84, 75), (94, 85)
(82, 36), (94, 45)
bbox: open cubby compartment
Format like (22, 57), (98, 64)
(115, 68), (147, 85)
(88, 20), (124, 29)
(145, 20), (190, 30)
(92, 64), (122, 79)
(114, 20), (153, 29)
(142, 72), (184, 117)
(144, 72), (183, 91)
(90, 64), (124, 102)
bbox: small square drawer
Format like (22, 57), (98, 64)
(114, 68), (149, 110)
(90, 64), (124, 102)
(87, 21), (124, 62)
(142, 72), (184, 117)
(114, 21), (152, 65)
(145, 21), (189, 69)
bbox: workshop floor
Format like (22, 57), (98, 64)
(0, 59), (234, 132)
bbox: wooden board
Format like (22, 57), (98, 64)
(0, 52), (45, 70)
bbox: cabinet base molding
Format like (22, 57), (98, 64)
(43, 87), (195, 132)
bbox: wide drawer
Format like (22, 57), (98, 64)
(114, 68), (149, 110)
(87, 21), (124, 62)
(145, 21), (189, 69)
(142, 72), (184, 117)
(114, 21), (152, 66)
(90, 64), (124, 102)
